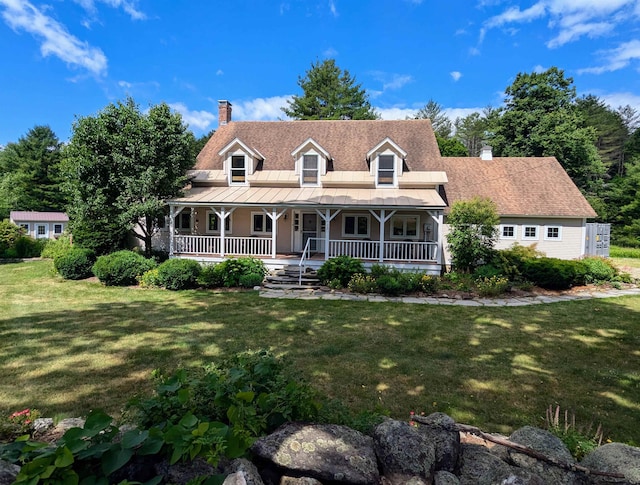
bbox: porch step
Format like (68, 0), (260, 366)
(265, 266), (321, 288)
(262, 283), (323, 291)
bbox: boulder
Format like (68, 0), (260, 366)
(0, 460), (20, 485)
(280, 477), (323, 485)
(251, 422), (379, 485)
(373, 418), (435, 484)
(224, 458), (264, 485)
(416, 413), (461, 473)
(434, 470), (460, 485)
(478, 466), (545, 485)
(580, 442), (640, 484)
(458, 444), (513, 485)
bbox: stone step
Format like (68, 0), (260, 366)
(265, 275), (321, 285)
(262, 283), (323, 291)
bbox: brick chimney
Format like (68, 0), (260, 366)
(480, 145), (493, 161)
(218, 100), (232, 126)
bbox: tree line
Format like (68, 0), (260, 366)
(1, 60), (639, 251)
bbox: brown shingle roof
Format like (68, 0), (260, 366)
(196, 119), (441, 172)
(431, 157), (597, 218)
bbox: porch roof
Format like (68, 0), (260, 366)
(170, 186), (446, 209)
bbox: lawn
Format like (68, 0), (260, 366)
(1, 260), (640, 445)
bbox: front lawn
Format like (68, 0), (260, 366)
(1, 260), (639, 444)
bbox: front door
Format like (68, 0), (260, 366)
(302, 213), (318, 251)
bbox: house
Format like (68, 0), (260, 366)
(9, 211), (69, 240)
(164, 100), (596, 273)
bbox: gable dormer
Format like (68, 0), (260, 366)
(367, 137), (407, 188)
(218, 138), (265, 186)
(291, 138), (330, 187)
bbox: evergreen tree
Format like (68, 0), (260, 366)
(454, 111), (491, 157)
(282, 59), (378, 120)
(412, 99), (452, 138)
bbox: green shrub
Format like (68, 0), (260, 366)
(418, 274), (439, 294)
(212, 257), (267, 287)
(327, 278), (343, 289)
(490, 243), (544, 280)
(398, 272), (421, 293)
(610, 245), (640, 258)
(317, 256), (365, 287)
(475, 275), (510, 297)
(92, 250), (156, 286)
(54, 247), (96, 280)
(521, 257), (587, 290)
(440, 271), (475, 292)
(13, 236), (46, 258)
(139, 268), (162, 288)
(197, 263), (226, 288)
(581, 257), (618, 283)
(41, 234), (73, 259)
(473, 263), (503, 280)
(238, 272), (264, 288)
(370, 264), (392, 279)
(376, 274), (403, 296)
(348, 273), (377, 294)
(0, 220), (25, 257)
(156, 258), (201, 290)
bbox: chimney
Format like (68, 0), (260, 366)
(480, 145), (493, 161)
(218, 100), (232, 126)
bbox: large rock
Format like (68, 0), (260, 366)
(458, 444), (513, 485)
(224, 458), (264, 485)
(251, 422), (379, 485)
(373, 418), (435, 484)
(416, 413), (461, 473)
(0, 460), (20, 485)
(434, 470), (460, 485)
(477, 466), (545, 485)
(581, 442), (640, 484)
(507, 426), (586, 485)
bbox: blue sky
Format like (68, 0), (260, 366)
(1, 0), (640, 147)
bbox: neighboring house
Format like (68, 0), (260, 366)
(9, 211), (69, 240)
(164, 101), (596, 273)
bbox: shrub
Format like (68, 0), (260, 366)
(197, 263), (226, 288)
(156, 258), (201, 290)
(92, 250), (156, 286)
(54, 247), (96, 280)
(0, 220), (25, 257)
(12, 236), (46, 258)
(521, 257), (587, 290)
(238, 272), (264, 288)
(317, 256), (365, 287)
(475, 275), (510, 297)
(41, 234), (73, 259)
(348, 273), (377, 294)
(370, 264), (392, 279)
(440, 271), (475, 292)
(581, 257), (618, 283)
(490, 243), (544, 280)
(139, 268), (162, 288)
(376, 274), (403, 296)
(215, 257), (268, 287)
(418, 274), (439, 294)
(473, 263), (504, 280)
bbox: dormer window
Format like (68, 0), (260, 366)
(302, 154), (319, 185)
(377, 155), (395, 186)
(231, 155), (246, 184)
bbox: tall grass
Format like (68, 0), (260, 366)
(610, 246), (640, 259)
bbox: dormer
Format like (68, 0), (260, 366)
(218, 138), (265, 186)
(291, 138), (330, 187)
(367, 137), (407, 188)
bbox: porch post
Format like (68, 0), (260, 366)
(315, 209), (340, 260)
(437, 211), (444, 266)
(370, 209), (396, 262)
(219, 208), (226, 257)
(169, 205), (175, 257)
(264, 208), (287, 258)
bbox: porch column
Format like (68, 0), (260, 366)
(213, 207), (235, 257)
(437, 211), (444, 266)
(370, 209), (395, 262)
(169, 205), (175, 257)
(263, 208), (287, 258)
(315, 209), (340, 260)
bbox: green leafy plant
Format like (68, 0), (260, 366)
(0, 408), (41, 440)
(41, 234), (73, 260)
(376, 274), (403, 296)
(347, 273), (377, 294)
(237, 272), (264, 288)
(418, 274), (439, 294)
(54, 247), (96, 280)
(139, 268), (162, 288)
(156, 258), (201, 290)
(475, 275), (510, 297)
(522, 257), (587, 290)
(197, 258), (266, 288)
(197, 264), (225, 288)
(92, 250), (157, 286)
(545, 405), (603, 460)
(13, 236), (46, 258)
(0, 220), (26, 257)
(317, 256), (364, 287)
(580, 256), (618, 283)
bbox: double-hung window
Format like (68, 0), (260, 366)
(302, 154), (319, 185)
(54, 224), (63, 235)
(252, 213), (272, 234)
(230, 155), (246, 184)
(377, 155), (395, 186)
(343, 214), (370, 238)
(391, 215), (419, 239)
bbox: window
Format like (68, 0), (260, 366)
(206, 212), (231, 233)
(302, 154), (319, 185)
(523, 225), (538, 240)
(391, 215), (419, 239)
(54, 224), (63, 235)
(36, 224), (47, 239)
(377, 154), (395, 186)
(343, 214), (370, 237)
(19, 223), (29, 232)
(500, 225), (516, 240)
(252, 213), (273, 234)
(230, 155), (246, 184)
(545, 226), (562, 240)
(175, 212), (191, 231)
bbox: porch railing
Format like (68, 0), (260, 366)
(174, 235), (272, 256)
(310, 238), (438, 262)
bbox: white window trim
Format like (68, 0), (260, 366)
(205, 211), (232, 234)
(300, 152), (321, 187)
(390, 215), (420, 240)
(175, 212), (191, 231)
(53, 224), (63, 235)
(500, 224), (517, 240)
(375, 152), (397, 188)
(544, 225), (562, 241)
(342, 213), (371, 238)
(251, 212), (273, 235)
(522, 225), (539, 241)
(229, 154), (248, 186)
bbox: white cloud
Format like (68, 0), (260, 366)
(443, 107), (485, 122)
(328, 0), (337, 17)
(168, 103), (216, 132)
(216, 69), (224, 76)
(323, 47), (338, 58)
(0, 0), (107, 74)
(533, 64), (547, 73)
(232, 96), (293, 121)
(599, 91), (640, 113)
(579, 39), (640, 74)
(376, 107), (417, 120)
(450, 71), (462, 82)
(546, 21), (612, 48)
(73, 0), (145, 20)
(370, 71), (414, 92)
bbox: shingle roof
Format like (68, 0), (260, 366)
(9, 211), (69, 222)
(431, 157), (597, 218)
(196, 119), (441, 172)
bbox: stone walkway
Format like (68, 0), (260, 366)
(260, 286), (640, 306)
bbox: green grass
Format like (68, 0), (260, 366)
(610, 245), (640, 260)
(2, 260), (640, 444)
